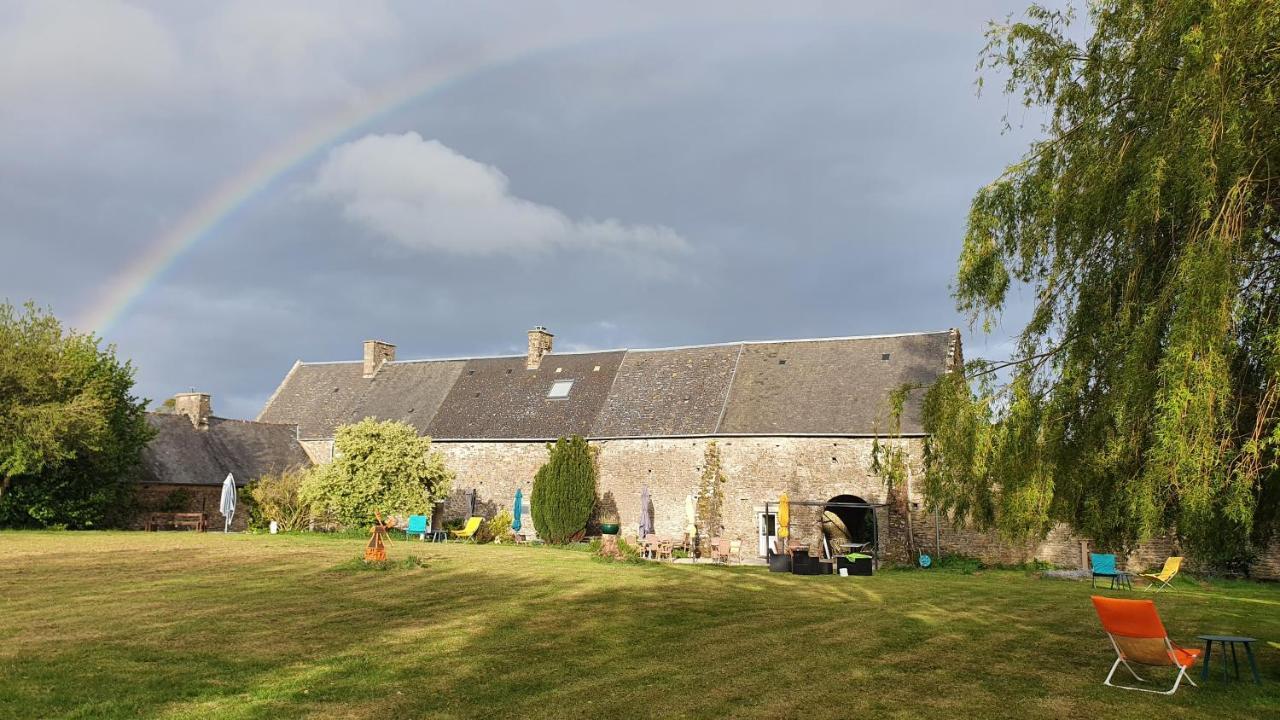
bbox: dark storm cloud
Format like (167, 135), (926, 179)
(0, 1), (1053, 420)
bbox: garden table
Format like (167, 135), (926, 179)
(1198, 635), (1261, 685)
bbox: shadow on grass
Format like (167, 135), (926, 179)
(1, 534), (1278, 720)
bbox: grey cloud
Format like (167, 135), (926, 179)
(1, 1), (1057, 418)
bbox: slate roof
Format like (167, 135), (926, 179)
(427, 352), (626, 439)
(139, 414), (311, 486)
(717, 333), (952, 435)
(592, 344), (739, 436)
(258, 330), (958, 440)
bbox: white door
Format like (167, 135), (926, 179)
(757, 512), (777, 557)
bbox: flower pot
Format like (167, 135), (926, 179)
(600, 522), (620, 535)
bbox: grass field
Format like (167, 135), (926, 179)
(1, 532), (1277, 719)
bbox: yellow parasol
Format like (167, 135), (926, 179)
(778, 493), (790, 539)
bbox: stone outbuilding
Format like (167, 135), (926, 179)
(135, 392), (311, 530)
(255, 326), (1280, 577)
(259, 328), (962, 561)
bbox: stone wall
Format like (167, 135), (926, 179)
(317, 435), (1280, 578)
(431, 437), (909, 559)
(299, 439), (335, 464)
(132, 483), (250, 532)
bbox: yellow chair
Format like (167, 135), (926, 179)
(450, 516), (483, 542)
(1140, 557), (1182, 592)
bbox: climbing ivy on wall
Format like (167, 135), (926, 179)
(696, 441), (727, 540)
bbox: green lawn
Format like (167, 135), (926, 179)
(1, 532), (1277, 719)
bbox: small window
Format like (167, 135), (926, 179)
(548, 380), (574, 398)
(881, 353), (891, 361)
(778, 359), (787, 365)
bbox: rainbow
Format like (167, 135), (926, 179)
(76, 32), (618, 335)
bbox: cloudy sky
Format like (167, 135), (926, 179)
(1, 1), (1055, 420)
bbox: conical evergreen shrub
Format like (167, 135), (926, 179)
(531, 435), (596, 544)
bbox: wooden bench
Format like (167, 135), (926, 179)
(145, 512), (207, 532)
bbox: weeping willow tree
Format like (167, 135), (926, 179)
(924, 1), (1280, 569)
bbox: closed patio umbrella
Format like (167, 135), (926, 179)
(639, 486), (652, 537)
(219, 473), (237, 533)
(778, 493), (790, 540)
(512, 489), (523, 532)
(468, 488), (477, 516)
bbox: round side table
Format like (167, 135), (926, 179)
(1198, 635), (1261, 684)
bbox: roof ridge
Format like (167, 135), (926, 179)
(293, 330), (952, 367)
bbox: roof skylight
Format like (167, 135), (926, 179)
(548, 380), (574, 398)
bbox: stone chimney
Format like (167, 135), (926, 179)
(363, 340), (396, 378)
(945, 328), (964, 372)
(526, 326), (554, 370)
(173, 392), (212, 429)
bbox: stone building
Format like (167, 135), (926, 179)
(256, 327), (1280, 577)
(136, 392), (311, 530)
(258, 327), (961, 560)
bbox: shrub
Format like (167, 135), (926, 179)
(531, 435), (596, 544)
(246, 466), (313, 531)
(300, 419), (453, 529)
(477, 510), (513, 544)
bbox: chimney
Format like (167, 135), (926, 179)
(526, 326), (554, 370)
(363, 340), (396, 378)
(945, 328), (964, 372)
(173, 392), (212, 429)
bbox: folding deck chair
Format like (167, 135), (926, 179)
(1091, 596), (1200, 695)
(1141, 557), (1183, 593)
(405, 514), (428, 541)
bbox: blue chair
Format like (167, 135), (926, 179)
(1091, 553), (1129, 590)
(405, 514), (428, 541)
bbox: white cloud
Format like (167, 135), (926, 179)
(311, 132), (690, 258)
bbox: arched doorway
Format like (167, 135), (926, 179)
(822, 494), (876, 552)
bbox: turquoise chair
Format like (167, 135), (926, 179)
(1091, 553), (1129, 589)
(405, 514), (429, 541)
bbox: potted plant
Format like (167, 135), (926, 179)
(599, 512), (620, 535)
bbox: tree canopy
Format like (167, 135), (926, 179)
(0, 301), (152, 528)
(921, 1), (1280, 568)
(300, 418), (453, 528)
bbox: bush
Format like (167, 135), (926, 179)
(300, 419), (453, 529)
(246, 466), (313, 531)
(476, 510), (513, 544)
(531, 435), (597, 544)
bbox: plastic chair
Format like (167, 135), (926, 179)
(1091, 596), (1200, 694)
(1141, 557), (1183, 592)
(405, 514), (428, 541)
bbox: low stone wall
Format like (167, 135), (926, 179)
(132, 483), (250, 532)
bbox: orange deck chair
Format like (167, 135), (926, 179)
(1091, 596), (1200, 695)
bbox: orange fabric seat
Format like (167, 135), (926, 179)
(1091, 596), (1200, 695)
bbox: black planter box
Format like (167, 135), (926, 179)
(836, 556), (874, 576)
(767, 550), (792, 573)
(791, 553), (823, 576)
